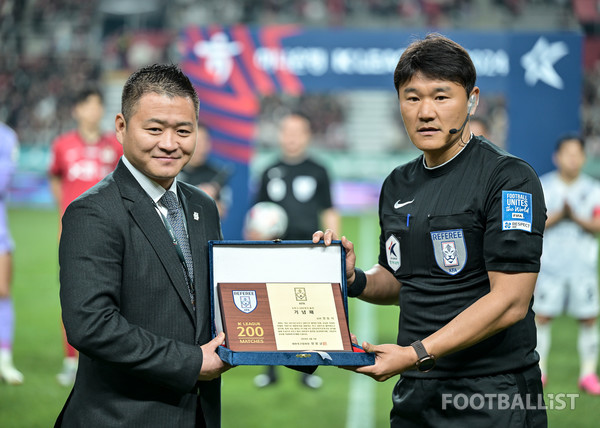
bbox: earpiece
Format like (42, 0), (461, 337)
(467, 94), (477, 113)
(449, 94), (479, 135)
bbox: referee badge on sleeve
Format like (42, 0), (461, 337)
(430, 229), (467, 275)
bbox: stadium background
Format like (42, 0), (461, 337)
(1, 1), (600, 427)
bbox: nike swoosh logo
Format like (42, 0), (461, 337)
(394, 199), (414, 209)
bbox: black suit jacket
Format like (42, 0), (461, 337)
(57, 160), (223, 427)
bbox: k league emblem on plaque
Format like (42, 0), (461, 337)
(233, 290), (257, 313)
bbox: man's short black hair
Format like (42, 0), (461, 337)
(121, 63), (199, 122)
(394, 33), (477, 99)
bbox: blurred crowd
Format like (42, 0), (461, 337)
(583, 64), (600, 156)
(0, 0), (102, 145)
(180, 0), (572, 28)
(0, 0), (598, 150)
(0, 56), (102, 146)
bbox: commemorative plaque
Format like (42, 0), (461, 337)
(209, 241), (375, 366)
(217, 282), (352, 352)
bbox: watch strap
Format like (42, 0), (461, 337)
(410, 340), (436, 372)
(410, 340), (429, 360)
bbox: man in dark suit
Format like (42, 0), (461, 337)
(56, 64), (229, 427)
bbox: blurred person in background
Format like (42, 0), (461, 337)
(469, 115), (490, 139)
(0, 122), (24, 385)
(252, 111), (340, 389)
(534, 134), (600, 395)
(178, 123), (233, 219)
(48, 86), (123, 386)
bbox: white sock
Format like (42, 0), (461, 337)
(0, 348), (13, 366)
(578, 323), (599, 379)
(536, 321), (552, 376)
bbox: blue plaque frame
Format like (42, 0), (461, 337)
(209, 240), (375, 366)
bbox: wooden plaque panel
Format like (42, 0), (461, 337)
(217, 283), (351, 352)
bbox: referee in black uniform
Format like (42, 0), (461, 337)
(256, 112), (338, 241)
(254, 111), (340, 389)
(315, 33), (547, 427)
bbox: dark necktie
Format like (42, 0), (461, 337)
(160, 190), (195, 307)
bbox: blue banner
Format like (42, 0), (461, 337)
(179, 26), (581, 238)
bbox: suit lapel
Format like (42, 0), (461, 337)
(115, 163), (196, 322)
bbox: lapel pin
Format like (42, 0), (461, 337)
(193, 212), (199, 221)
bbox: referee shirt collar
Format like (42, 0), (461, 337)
(423, 133), (474, 171)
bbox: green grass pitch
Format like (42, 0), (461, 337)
(0, 209), (597, 427)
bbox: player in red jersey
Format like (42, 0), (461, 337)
(49, 87), (122, 386)
(49, 88), (123, 215)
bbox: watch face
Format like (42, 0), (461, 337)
(417, 357), (436, 372)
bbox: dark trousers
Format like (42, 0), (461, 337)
(390, 365), (547, 428)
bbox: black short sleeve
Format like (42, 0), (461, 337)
(483, 159), (546, 272)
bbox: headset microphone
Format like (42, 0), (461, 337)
(449, 117), (469, 135)
(449, 95), (477, 135)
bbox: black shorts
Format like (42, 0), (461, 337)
(390, 365), (547, 428)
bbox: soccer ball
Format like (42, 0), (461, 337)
(243, 202), (288, 240)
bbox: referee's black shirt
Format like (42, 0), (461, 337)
(378, 136), (546, 378)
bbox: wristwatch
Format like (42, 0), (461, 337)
(410, 340), (436, 372)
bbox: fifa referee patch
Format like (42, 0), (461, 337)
(502, 191), (532, 232)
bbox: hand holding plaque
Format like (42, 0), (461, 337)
(217, 282), (352, 352)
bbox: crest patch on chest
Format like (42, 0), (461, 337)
(430, 229), (467, 275)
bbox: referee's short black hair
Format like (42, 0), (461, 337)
(555, 133), (585, 152)
(394, 33), (476, 98)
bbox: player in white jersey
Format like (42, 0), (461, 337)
(534, 135), (600, 395)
